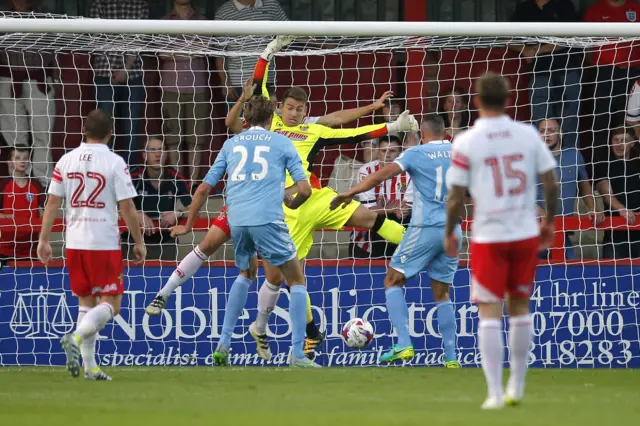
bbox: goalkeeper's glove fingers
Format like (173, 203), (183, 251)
(261, 35), (297, 61)
(386, 110), (419, 133)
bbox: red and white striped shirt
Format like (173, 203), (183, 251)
(352, 160), (414, 252)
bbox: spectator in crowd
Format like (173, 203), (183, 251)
(402, 131), (419, 149)
(0, 0), (57, 185)
(127, 137), (191, 260)
(585, 0), (640, 149)
(537, 119), (603, 259)
(511, 0), (582, 148)
(438, 87), (472, 141)
(0, 146), (44, 261)
(215, 0), (288, 108)
(595, 128), (640, 259)
(89, 0), (149, 166)
(328, 138), (378, 194)
(375, 98), (404, 124)
(160, 0), (210, 183)
(351, 135), (412, 258)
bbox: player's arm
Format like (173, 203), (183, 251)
(173, 148), (227, 236)
(443, 141), (472, 256)
(283, 143), (312, 210)
(113, 159), (147, 261)
(225, 77), (257, 134)
(252, 36), (296, 99)
(330, 163), (402, 210)
(316, 91), (393, 128)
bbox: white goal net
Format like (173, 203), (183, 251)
(0, 13), (639, 368)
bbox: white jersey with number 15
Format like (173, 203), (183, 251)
(446, 115), (557, 244)
(48, 143), (138, 251)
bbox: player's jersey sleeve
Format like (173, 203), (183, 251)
(446, 138), (471, 188)
(303, 116), (320, 125)
(48, 157), (67, 198)
(626, 82), (640, 124)
(394, 148), (415, 173)
(204, 144), (229, 187)
(404, 177), (414, 206)
(535, 134), (557, 174)
(282, 139), (307, 184)
(356, 163), (377, 205)
(113, 157), (138, 202)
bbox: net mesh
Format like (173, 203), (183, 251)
(0, 13), (639, 368)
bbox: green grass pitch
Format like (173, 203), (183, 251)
(1, 368), (638, 426)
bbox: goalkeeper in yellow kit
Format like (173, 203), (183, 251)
(226, 36), (419, 361)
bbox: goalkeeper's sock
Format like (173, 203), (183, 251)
(507, 315), (532, 399)
(159, 247), (208, 299)
(306, 321), (321, 340)
(436, 300), (457, 362)
(219, 275), (252, 348)
(255, 280), (281, 334)
(75, 303), (113, 341)
(385, 287), (412, 348)
(77, 307), (97, 371)
(478, 319), (504, 401)
(289, 285), (308, 359)
(374, 217), (405, 245)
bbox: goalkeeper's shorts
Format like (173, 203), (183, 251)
(284, 187), (360, 260)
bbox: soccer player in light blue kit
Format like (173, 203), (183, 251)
(189, 96), (316, 367)
(331, 114), (462, 367)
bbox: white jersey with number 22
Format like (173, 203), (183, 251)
(48, 143), (138, 251)
(446, 115), (557, 244)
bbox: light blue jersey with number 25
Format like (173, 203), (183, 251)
(204, 126), (307, 227)
(394, 140), (452, 228)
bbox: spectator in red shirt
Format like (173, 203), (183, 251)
(585, 0), (640, 148)
(0, 146), (45, 260)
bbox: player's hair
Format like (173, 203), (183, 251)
(281, 86), (308, 104)
(421, 114), (445, 137)
(84, 109), (113, 140)
(8, 145), (30, 161)
(476, 73), (509, 111)
(245, 95), (275, 127)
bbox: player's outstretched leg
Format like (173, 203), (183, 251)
(478, 303), (505, 410)
(505, 298), (532, 406)
(345, 205), (406, 246)
(213, 264), (256, 366)
(431, 280), (460, 368)
(379, 268), (414, 363)
(147, 225), (229, 315)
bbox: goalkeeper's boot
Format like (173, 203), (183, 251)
(84, 368), (112, 381)
(290, 356), (321, 368)
(304, 331), (326, 361)
(249, 322), (272, 361)
(60, 333), (81, 378)
(213, 344), (230, 366)
(481, 396), (505, 410)
(445, 360), (462, 369)
(379, 344), (414, 363)
(146, 295), (167, 316)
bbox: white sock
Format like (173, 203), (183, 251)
(254, 280), (281, 334)
(75, 303), (113, 341)
(478, 318), (504, 401)
(158, 246), (208, 298)
(507, 315), (532, 398)
(77, 307), (98, 371)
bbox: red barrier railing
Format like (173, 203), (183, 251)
(1, 216), (639, 268)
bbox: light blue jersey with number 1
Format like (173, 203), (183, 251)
(390, 140), (461, 282)
(204, 126), (307, 227)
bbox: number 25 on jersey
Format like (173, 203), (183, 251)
(231, 145), (270, 181)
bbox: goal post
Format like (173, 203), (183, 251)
(0, 14), (639, 368)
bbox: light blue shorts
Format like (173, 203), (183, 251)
(230, 221), (297, 270)
(389, 225), (462, 284)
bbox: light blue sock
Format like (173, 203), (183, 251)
(437, 300), (457, 362)
(289, 285), (307, 359)
(385, 287), (412, 348)
(219, 275), (252, 348)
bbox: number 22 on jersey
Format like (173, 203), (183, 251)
(231, 145), (270, 181)
(485, 154), (526, 197)
(67, 171), (106, 208)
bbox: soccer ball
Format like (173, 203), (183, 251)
(342, 318), (374, 349)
